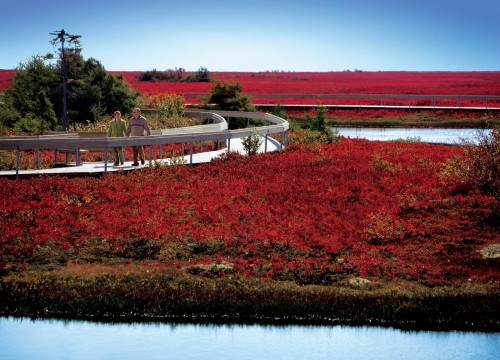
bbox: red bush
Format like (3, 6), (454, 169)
(1, 139), (498, 286)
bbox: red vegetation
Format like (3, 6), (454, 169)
(1, 139), (498, 286)
(115, 71), (500, 95)
(2, 69), (499, 96)
(2, 70), (499, 109)
(116, 71), (500, 108)
(0, 70), (14, 93)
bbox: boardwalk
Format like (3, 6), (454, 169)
(0, 136), (280, 179)
(184, 93), (500, 112)
(0, 110), (289, 179)
(253, 104), (500, 112)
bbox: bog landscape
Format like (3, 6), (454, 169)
(0, 68), (499, 330)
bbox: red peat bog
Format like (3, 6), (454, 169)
(1, 139), (498, 329)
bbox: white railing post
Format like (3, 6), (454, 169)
(149, 144), (153, 166)
(15, 147), (20, 179)
(189, 142), (194, 165)
(104, 146), (108, 173)
(76, 148), (81, 166)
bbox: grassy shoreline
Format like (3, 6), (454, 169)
(289, 112), (498, 129)
(1, 264), (499, 331)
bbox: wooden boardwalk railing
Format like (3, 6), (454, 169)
(0, 110), (289, 179)
(181, 93), (500, 111)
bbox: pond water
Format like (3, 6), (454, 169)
(332, 127), (488, 144)
(1, 317), (498, 360)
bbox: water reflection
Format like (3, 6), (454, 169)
(333, 127), (489, 144)
(1, 317), (498, 360)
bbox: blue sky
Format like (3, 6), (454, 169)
(1, 0), (499, 71)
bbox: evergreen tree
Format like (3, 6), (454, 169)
(50, 29), (81, 131)
(305, 106), (340, 144)
(207, 82), (256, 129)
(2, 32), (138, 132)
(2, 55), (59, 131)
(208, 82), (254, 111)
(186, 66), (210, 82)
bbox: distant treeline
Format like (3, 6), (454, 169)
(137, 66), (210, 82)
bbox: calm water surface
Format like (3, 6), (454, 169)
(333, 127), (488, 144)
(1, 317), (498, 360)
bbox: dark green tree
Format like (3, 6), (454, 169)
(137, 68), (168, 82)
(186, 66), (210, 82)
(307, 106), (328, 132)
(2, 55), (59, 131)
(271, 104), (289, 120)
(71, 57), (138, 123)
(208, 82), (254, 111)
(0, 100), (20, 131)
(305, 106), (340, 144)
(2, 31), (138, 132)
(50, 29), (81, 131)
(207, 82), (256, 129)
(37, 90), (57, 132)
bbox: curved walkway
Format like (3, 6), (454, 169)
(0, 136), (280, 178)
(0, 110), (288, 179)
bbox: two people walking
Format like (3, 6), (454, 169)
(107, 108), (151, 166)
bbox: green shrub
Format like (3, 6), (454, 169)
(306, 106), (329, 133)
(271, 104), (289, 120)
(207, 82), (255, 113)
(137, 67), (209, 82)
(304, 106), (340, 144)
(443, 122), (499, 197)
(289, 128), (340, 146)
(185, 67), (210, 82)
(0, 101), (20, 129)
(241, 128), (263, 155)
(13, 114), (43, 133)
(137, 68), (170, 82)
(156, 94), (186, 128)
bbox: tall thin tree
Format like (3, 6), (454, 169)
(50, 29), (81, 131)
